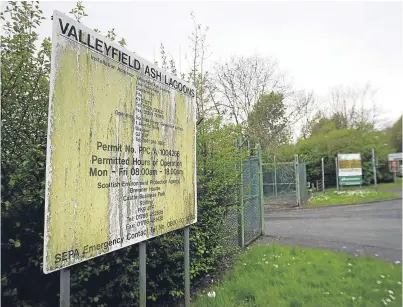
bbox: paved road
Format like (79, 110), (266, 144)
(262, 199), (402, 263)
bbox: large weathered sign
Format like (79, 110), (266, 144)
(337, 153), (362, 186)
(44, 11), (197, 274)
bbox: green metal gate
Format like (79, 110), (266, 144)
(242, 152), (263, 245)
(262, 155), (308, 210)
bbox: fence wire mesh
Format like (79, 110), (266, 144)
(262, 162), (298, 210)
(219, 205), (242, 252)
(298, 163), (309, 203)
(262, 158), (308, 210)
(218, 146), (263, 250)
(242, 156), (261, 245)
(217, 147), (312, 248)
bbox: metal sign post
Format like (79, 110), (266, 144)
(60, 269), (70, 307)
(335, 157), (339, 191)
(139, 242), (147, 307)
(184, 226), (190, 307)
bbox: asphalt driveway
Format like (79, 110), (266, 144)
(261, 199), (402, 263)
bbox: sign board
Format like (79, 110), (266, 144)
(388, 153), (402, 173)
(44, 11), (197, 274)
(337, 153), (362, 186)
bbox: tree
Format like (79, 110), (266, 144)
(1, 1), (51, 165)
(68, 1), (87, 22)
(1, 3), (54, 305)
(247, 92), (290, 149)
(185, 11), (210, 120)
(1, 3), (248, 306)
(212, 55), (287, 125)
(388, 115), (403, 153)
(306, 111), (349, 136)
(68, 2), (127, 47)
(327, 83), (378, 130)
(295, 127), (394, 186)
(300, 84), (379, 140)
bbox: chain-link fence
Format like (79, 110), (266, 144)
(219, 205), (242, 251)
(218, 148), (311, 248)
(218, 143), (264, 250)
(242, 155), (261, 245)
(262, 156), (308, 211)
(305, 151), (396, 191)
(298, 162), (309, 204)
(263, 162), (297, 210)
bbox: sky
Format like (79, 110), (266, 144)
(35, 1), (403, 125)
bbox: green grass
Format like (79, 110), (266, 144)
(377, 177), (402, 190)
(308, 189), (401, 207)
(192, 244), (402, 307)
(321, 178), (402, 193)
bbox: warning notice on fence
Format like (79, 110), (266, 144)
(43, 11), (197, 274)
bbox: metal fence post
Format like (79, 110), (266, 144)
(274, 155), (277, 197)
(372, 148), (377, 187)
(321, 157), (325, 192)
(256, 144), (264, 236)
(295, 154), (300, 207)
(237, 138), (245, 248)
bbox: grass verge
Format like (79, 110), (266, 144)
(307, 189), (401, 207)
(192, 244), (402, 307)
(377, 177), (402, 190)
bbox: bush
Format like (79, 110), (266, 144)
(1, 117), (245, 306)
(1, 3), (246, 305)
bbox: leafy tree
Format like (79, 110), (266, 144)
(187, 11), (210, 119)
(247, 92), (290, 149)
(388, 116), (402, 153)
(1, 1), (51, 165)
(68, 2), (127, 47)
(1, 2), (248, 306)
(295, 128), (394, 187)
(68, 1), (87, 23)
(1, 2), (53, 304)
